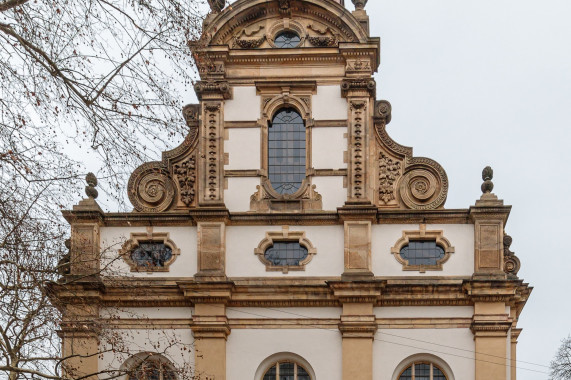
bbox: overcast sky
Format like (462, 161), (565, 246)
(366, 0), (571, 378)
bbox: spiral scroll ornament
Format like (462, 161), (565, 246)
(128, 162), (176, 212)
(398, 163), (448, 210)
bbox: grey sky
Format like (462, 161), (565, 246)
(367, 0), (571, 378)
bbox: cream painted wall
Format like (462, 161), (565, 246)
(98, 328), (194, 375)
(225, 177), (260, 212)
(100, 307), (193, 319)
(100, 226), (197, 277)
(224, 86), (260, 121)
(312, 176), (345, 211)
(371, 224), (474, 277)
(374, 328), (475, 380)
(375, 306), (473, 319)
(227, 329), (342, 380)
(226, 225), (344, 277)
(312, 85), (348, 120)
(226, 307), (341, 320)
(312, 127), (346, 170)
(225, 128), (261, 170)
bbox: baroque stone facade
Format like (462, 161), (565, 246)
(53, 1), (531, 380)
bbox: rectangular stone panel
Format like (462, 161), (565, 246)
(344, 221), (371, 272)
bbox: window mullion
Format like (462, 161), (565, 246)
(430, 362), (433, 380)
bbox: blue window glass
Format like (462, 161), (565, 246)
(268, 108), (306, 195)
(399, 241), (445, 266)
(265, 241), (308, 266)
(274, 31), (301, 48)
(262, 362), (311, 380)
(131, 242), (173, 268)
(398, 362), (448, 380)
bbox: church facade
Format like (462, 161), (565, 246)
(55, 0), (532, 379)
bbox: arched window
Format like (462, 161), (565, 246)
(268, 108), (306, 195)
(124, 354), (177, 380)
(262, 361), (311, 380)
(398, 361), (448, 380)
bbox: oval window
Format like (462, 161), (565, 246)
(399, 241), (445, 266)
(264, 241), (309, 266)
(268, 108), (306, 195)
(274, 31), (301, 48)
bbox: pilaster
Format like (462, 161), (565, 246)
(330, 281), (381, 380)
(182, 282), (233, 380)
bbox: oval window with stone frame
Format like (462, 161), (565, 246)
(274, 31), (301, 48)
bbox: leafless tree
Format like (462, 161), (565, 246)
(551, 336), (571, 380)
(0, 0), (210, 379)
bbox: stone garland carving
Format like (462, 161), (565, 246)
(378, 153), (401, 204)
(173, 156), (196, 207)
(128, 104), (200, 212)
(234, 25), (266, 49)
(307, 24), (338, 47)
(503, 234), (521, 277)
(348, 100), (367, 200)
(373, 100), (448, 210)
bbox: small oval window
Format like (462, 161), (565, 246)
(264, 241), (308, 266)
(131, 242), (173, 268)
(274, 31), (301, 48)
(399, 241), (444, 266)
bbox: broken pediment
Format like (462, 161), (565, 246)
(373, 101), (449, 210)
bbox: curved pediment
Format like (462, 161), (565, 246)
(203, 0), (369, 49)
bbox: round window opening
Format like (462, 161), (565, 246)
(274, 31), (301, 48)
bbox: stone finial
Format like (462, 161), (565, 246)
(481, 166), (494, 194)
(85, 172), (98, 199)
(352, 0), (367, 10)
(207, 0), (225, 12)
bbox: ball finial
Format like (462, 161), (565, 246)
(85, 172), (98, 199)
(352, 0), (368, 10)
(481, 166), (494, 194)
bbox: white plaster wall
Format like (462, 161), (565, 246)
(312, 176), (345, 211)
(226, 225), (344, 277)
(374, 328), (475, 380)
(226, 307), (341, 320)
(227, 329), (342, 380)
(98, 328), (194, 375)
(225, 128), (261, 170)
(100, 307), (193, 319)
(312, 127), (346, 169)
(224, 86), (260, 121)
(312, 85), (347, 120)
(225, 177), (260, 212)
(100, 226), (197, 277)
(374, 306), (474, 319)
(371, 224), (474, 277)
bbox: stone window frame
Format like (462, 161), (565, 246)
(254, 226), (317, 274)
(267, 19), (307, 49)
(392, 354), (455, 380)
(259, 91), (314, 200)
(390, 224), (454, 273)
(255, 352), (316, 380)
(119, 229), (180, 273)
(121, 352), (178, 380)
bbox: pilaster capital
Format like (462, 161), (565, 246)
(194, 80), (232, 100)
(341, 78), (376, 98)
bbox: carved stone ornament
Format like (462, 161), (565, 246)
(278, 0), (290, 15)
(194, 80), (232, 100)
(254, 226), (317, 273)
(128, 104), (200, 212)
(503, 234), (521, 277)
(119, 229), (180, 272)
(307, 24), (338, 47)
(207, 0), (225, 13)
(481, 166), (494, 194)
(346, 59), (372, 74)
(250, 180), (323, 212)
(352, 0), (368, 10)
(373, 100), (449, 210)
(234, 25), (266, 49)
(390, 224), (455, 272)
(341, 78), (376, 98)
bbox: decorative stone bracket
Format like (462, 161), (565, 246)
(128, 104), (200, 212)
(373, 100), (449, 210)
